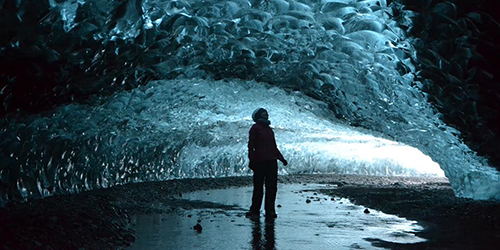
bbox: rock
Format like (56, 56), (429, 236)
(277, 204), (282, 208)
(193, 223), (202, 232)
(364, 208), (370, 214)
(306, 199), (311, 203)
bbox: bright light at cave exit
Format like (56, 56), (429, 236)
(334, 134), (445, 177)
(274, 119), (445, 177)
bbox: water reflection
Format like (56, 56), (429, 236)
(129, 184), (426, 250)
(251, 218), (276, 250)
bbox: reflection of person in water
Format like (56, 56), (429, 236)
(246, 108), (288, 219)
(251, 218), (276, 250)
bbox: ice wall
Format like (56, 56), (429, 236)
(0, 79), (445, 206)
(0, 0), (499, 203)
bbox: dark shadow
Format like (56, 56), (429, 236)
(264, 219), (276, 250)
(365, 238), (427, 250)
(251, 218), (262, 249)
(250, 218), (276, 250)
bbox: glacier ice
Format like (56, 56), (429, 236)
(0, 0), (499, 204)
(0, 79), (446, 205)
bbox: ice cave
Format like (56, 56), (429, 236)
(1, 0), (500, 249)
(0, 0), (500, 250)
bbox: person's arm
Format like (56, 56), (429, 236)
(248, 125), (257, 160)
(273, 130), (287, 165)
(277, 148), (287, 166)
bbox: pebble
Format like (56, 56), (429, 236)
(193, 223), (202, 232)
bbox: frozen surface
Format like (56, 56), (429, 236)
(1, 0), (499, 204)
(128, 184), (426, 250)
(0, 79), (444, 205)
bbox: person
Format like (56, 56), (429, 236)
(246, 108), (288, 220)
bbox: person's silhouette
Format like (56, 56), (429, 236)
(246, 108), (288, 219)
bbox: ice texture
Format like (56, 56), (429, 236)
(0, 0), (499, 204)
(0, 79), (445, 205)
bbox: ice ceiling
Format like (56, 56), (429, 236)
(0, 0), (499, 205)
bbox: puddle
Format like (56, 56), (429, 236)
(127, 184), (425, 250)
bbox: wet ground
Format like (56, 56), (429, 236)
(128, 184), (425, 250)
(1, 174), (499, 250)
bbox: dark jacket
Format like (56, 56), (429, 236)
(248, 122), (285, 162)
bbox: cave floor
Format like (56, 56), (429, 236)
(0, 174), (499, 250)
(128, 184), (426, 250)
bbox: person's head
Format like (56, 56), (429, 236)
(252, 108), (268, 122)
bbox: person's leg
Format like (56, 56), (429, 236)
(249, 165), (265, 215)
(264, 160), (278, 217)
